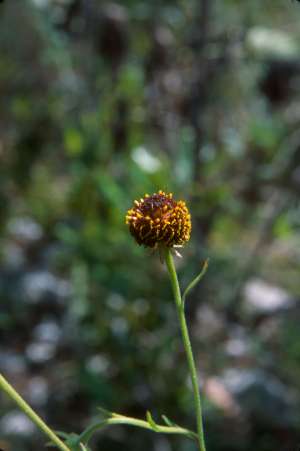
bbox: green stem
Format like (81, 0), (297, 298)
(0, 373), (71, 451)
(164, 248), (207, 451)
(78, 413), (197, 445)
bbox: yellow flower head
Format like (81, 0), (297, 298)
(126, 191), (191, 248)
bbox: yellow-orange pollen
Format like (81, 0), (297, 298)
(125, 190), (191, 248)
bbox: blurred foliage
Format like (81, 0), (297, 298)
(0, 1), (300, 450)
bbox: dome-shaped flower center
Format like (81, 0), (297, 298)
(126, 191), (191, 248)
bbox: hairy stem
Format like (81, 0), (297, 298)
(164, 248), (206, 451)
(0, 373), (71, 451)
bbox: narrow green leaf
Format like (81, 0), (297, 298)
(182, 259), (209, 304)
(97, 406), (113, 417)
(161, 415), (175, 427)
(146, 411), (159, 432)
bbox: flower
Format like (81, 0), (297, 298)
(126, 191), (191, 248)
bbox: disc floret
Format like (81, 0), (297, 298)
(126, 191), (191, 248)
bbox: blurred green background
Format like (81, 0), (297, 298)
(1, 1), (300, 450)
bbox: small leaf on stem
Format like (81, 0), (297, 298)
(182, 259), (209, 305)
(161, 415), (175, 427)
(146, 411), (159, 432)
